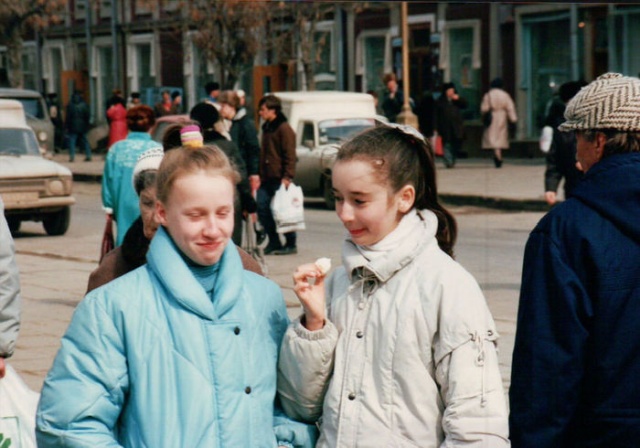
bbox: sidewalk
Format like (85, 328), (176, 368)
(52, 152), (554, 211)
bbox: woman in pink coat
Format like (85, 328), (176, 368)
(107, 98), (128, 148)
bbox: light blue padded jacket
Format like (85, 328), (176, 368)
(36, 226), (316, 447)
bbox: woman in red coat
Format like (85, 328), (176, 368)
(107, 98), (128, 148)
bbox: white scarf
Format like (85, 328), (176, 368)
(354, 208), (423, 261)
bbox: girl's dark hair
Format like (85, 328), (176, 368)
(337, 125), (457, 257)
(134, 169), (157, 196)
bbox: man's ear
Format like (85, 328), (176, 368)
(398, 185), (416, 213)
(595, 131), (607, 162)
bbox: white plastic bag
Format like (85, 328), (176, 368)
(0, 364), (39, 448)
(539, 125), (553, 153)
(271, 183), (306, 233)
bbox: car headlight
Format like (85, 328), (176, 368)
(47, 179), (65, 195)
(38, 131), (47, 142)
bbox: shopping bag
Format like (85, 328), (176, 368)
(271, 183), (306, 234)
(100, 214), (114, 263)
(0, 364), (39, 448)
(434, 135), (444, 157)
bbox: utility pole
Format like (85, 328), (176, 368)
(396, 2), (418, 128)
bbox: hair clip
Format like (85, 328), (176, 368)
(180, 125), (203, 148)
(385, 122), (426, 143)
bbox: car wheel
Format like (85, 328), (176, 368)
(6, 216), (20, 235)
(43, 206), (71, 236)
(323, 173), (335, 210)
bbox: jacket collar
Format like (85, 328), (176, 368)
(262, 112), (287, 133)
(146, 226), (243, 320)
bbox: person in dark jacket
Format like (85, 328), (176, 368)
(543, 80), (587, 206)
(435, 82), (467, 168)
(190, 102), (255, 246)
(256, 95), (297, 255)
(510, 73), (640, 447)
(218, 90), (261, 192)
(65, 91), (92, 162)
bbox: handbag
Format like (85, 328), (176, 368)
(100, 214), (115, 262)
(482, 93), (493, 128)
(0, 364), (39, 448)
(433, 135), (444, 157)
(271, 182), (306, 233)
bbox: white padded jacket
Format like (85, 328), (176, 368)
(278, 210), (510, 447)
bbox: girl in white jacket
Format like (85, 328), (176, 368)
(278, 124), (510, 447)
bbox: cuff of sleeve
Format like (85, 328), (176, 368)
(277, 442), (294, 448)
(292, 315), (338, 341)
(103, 207), (113, 215)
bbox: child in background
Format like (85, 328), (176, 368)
(278, 124), (510, 447)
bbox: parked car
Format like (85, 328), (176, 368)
(273, 91), (381, 208)
(0, 88), (55, 154)
(0, 99), (75, 235)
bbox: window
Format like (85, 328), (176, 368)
(99, 0), (112, 19)
(356, 30), (391, 93)
(21, 45), (37, 90)
(74, 0), (87, 21)
(127, 35), (156, 97)
(301, 122), (315, 146)
(440, 20), (481, 119)
(312, 21), (335, 90)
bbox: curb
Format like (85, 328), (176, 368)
(440, 193), (550, 212)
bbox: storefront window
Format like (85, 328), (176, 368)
(522, 13), (572, 137)
(449, 27), (479, 120)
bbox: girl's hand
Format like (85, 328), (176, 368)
(293, 263), (327, 331)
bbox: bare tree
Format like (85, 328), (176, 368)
(0, 0), (66, 88)
(189, 0), (270, 89)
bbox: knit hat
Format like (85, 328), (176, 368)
(180, 125), (204, 148)
(132, 147), (164, 189)
(559, 73), (640, 132)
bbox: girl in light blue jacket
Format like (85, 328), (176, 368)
(37, 143), (315, 447)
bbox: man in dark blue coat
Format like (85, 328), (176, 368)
(510, 73), (640, 447)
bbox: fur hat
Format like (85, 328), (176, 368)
(559, 73), (640, 132)
(132, 147), (164, 189)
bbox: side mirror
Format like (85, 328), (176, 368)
(303, 139), (315, 149)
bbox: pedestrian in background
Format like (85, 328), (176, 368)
(204, 81), (221, 105)
(46, 92), (64, 152)
(278, 125), (509, 447)
(381, 72), (413, 123)
(218, 90), (261, 193)
(510, 73), (640, 447)
(37, 145), (317, 448)
(102, 105), (161, 246)
(543, 80), (587, 205)
(190, 102), (255, 246)
(65, 90), (92, 162)
(481, 78), (518, 168)
(154, 90), (176, 118)
(435, 82), (467, 168)
(127, 91), (142, 109)
(171, 90), (182, 114)
(0, 196), (21, 379)
(106, 95), (128, 148)
(256, 94), (297, 255)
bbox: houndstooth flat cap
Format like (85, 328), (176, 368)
(558, 73), (640, 132)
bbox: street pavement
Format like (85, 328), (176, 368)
(9, 150), (555, 393)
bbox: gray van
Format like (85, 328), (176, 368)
(0, 88), (54, 153)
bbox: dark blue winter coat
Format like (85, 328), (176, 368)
(510, 152), (640, 447)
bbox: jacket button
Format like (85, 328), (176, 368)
(245, 386), (252, 394)
(234, 326), (240, 335)
(356, 330), (364, 338)
(348, 392), (356, 400)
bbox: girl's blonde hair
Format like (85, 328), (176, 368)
(156, 145), (241, 204)
(337, 125), (457, 257)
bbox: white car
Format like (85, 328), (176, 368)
(274, 91), (382, 209)
(0, 99), (75, 235)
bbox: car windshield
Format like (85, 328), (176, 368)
(318, 118), (376, 144)
(0, 128), (41, 156)
(12, 98), (45, 120)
